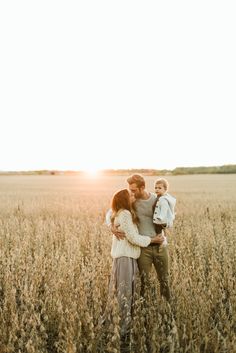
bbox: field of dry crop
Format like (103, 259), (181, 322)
(0, 174), (235, 353)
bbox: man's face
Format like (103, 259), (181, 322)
(129, 183), (144, 200)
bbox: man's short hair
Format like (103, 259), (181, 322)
(126, 174), (145, 188)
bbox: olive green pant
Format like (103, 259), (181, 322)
(137, 244), (170, 301)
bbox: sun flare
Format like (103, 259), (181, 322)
(83, 167), (100, 178)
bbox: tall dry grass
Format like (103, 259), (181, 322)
(0, 175), (235, 353)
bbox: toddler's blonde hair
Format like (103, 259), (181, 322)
(155, 178), (169, 191)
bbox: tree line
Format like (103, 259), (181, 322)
(1, 165), (235, 176)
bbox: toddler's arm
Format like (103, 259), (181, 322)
(153, 199), (169, 225)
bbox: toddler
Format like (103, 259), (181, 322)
(153, 178), (176, 245)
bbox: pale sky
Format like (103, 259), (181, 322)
(0, 1), (235, 172)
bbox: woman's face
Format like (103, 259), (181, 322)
(128, 190), (136, 204)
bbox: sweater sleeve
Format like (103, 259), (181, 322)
(153, 199), (169, 225)
(119, 210), (151, 247)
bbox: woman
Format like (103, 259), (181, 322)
(108, 188), (161, 338)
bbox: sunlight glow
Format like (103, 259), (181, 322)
(83, 167), (100, 178)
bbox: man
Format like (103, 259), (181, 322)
(107, 174), (171, 301)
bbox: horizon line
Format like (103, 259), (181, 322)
(0, 163), (236, 173)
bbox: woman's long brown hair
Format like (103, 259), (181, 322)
(111, 189), (139, 225)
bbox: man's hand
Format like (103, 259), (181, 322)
(164, 228), (171, 237)
(151, 234), (165, 244)
(111, 224), (126, 240)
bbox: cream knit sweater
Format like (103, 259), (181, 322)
(111, 209), (151, 259)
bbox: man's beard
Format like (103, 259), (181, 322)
(134, 192), (142, 200)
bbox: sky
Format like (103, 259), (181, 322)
(0, 1), (235, 172)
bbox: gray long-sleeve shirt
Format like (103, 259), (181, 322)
(134, 192), (157, 238)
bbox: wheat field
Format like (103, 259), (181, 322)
(0, 174), (235, 353)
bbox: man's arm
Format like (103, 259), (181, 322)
(105, 209), (112, 227)
(105, 209), (125, 240)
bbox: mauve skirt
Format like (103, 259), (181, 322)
(108, 257), (138, 336)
